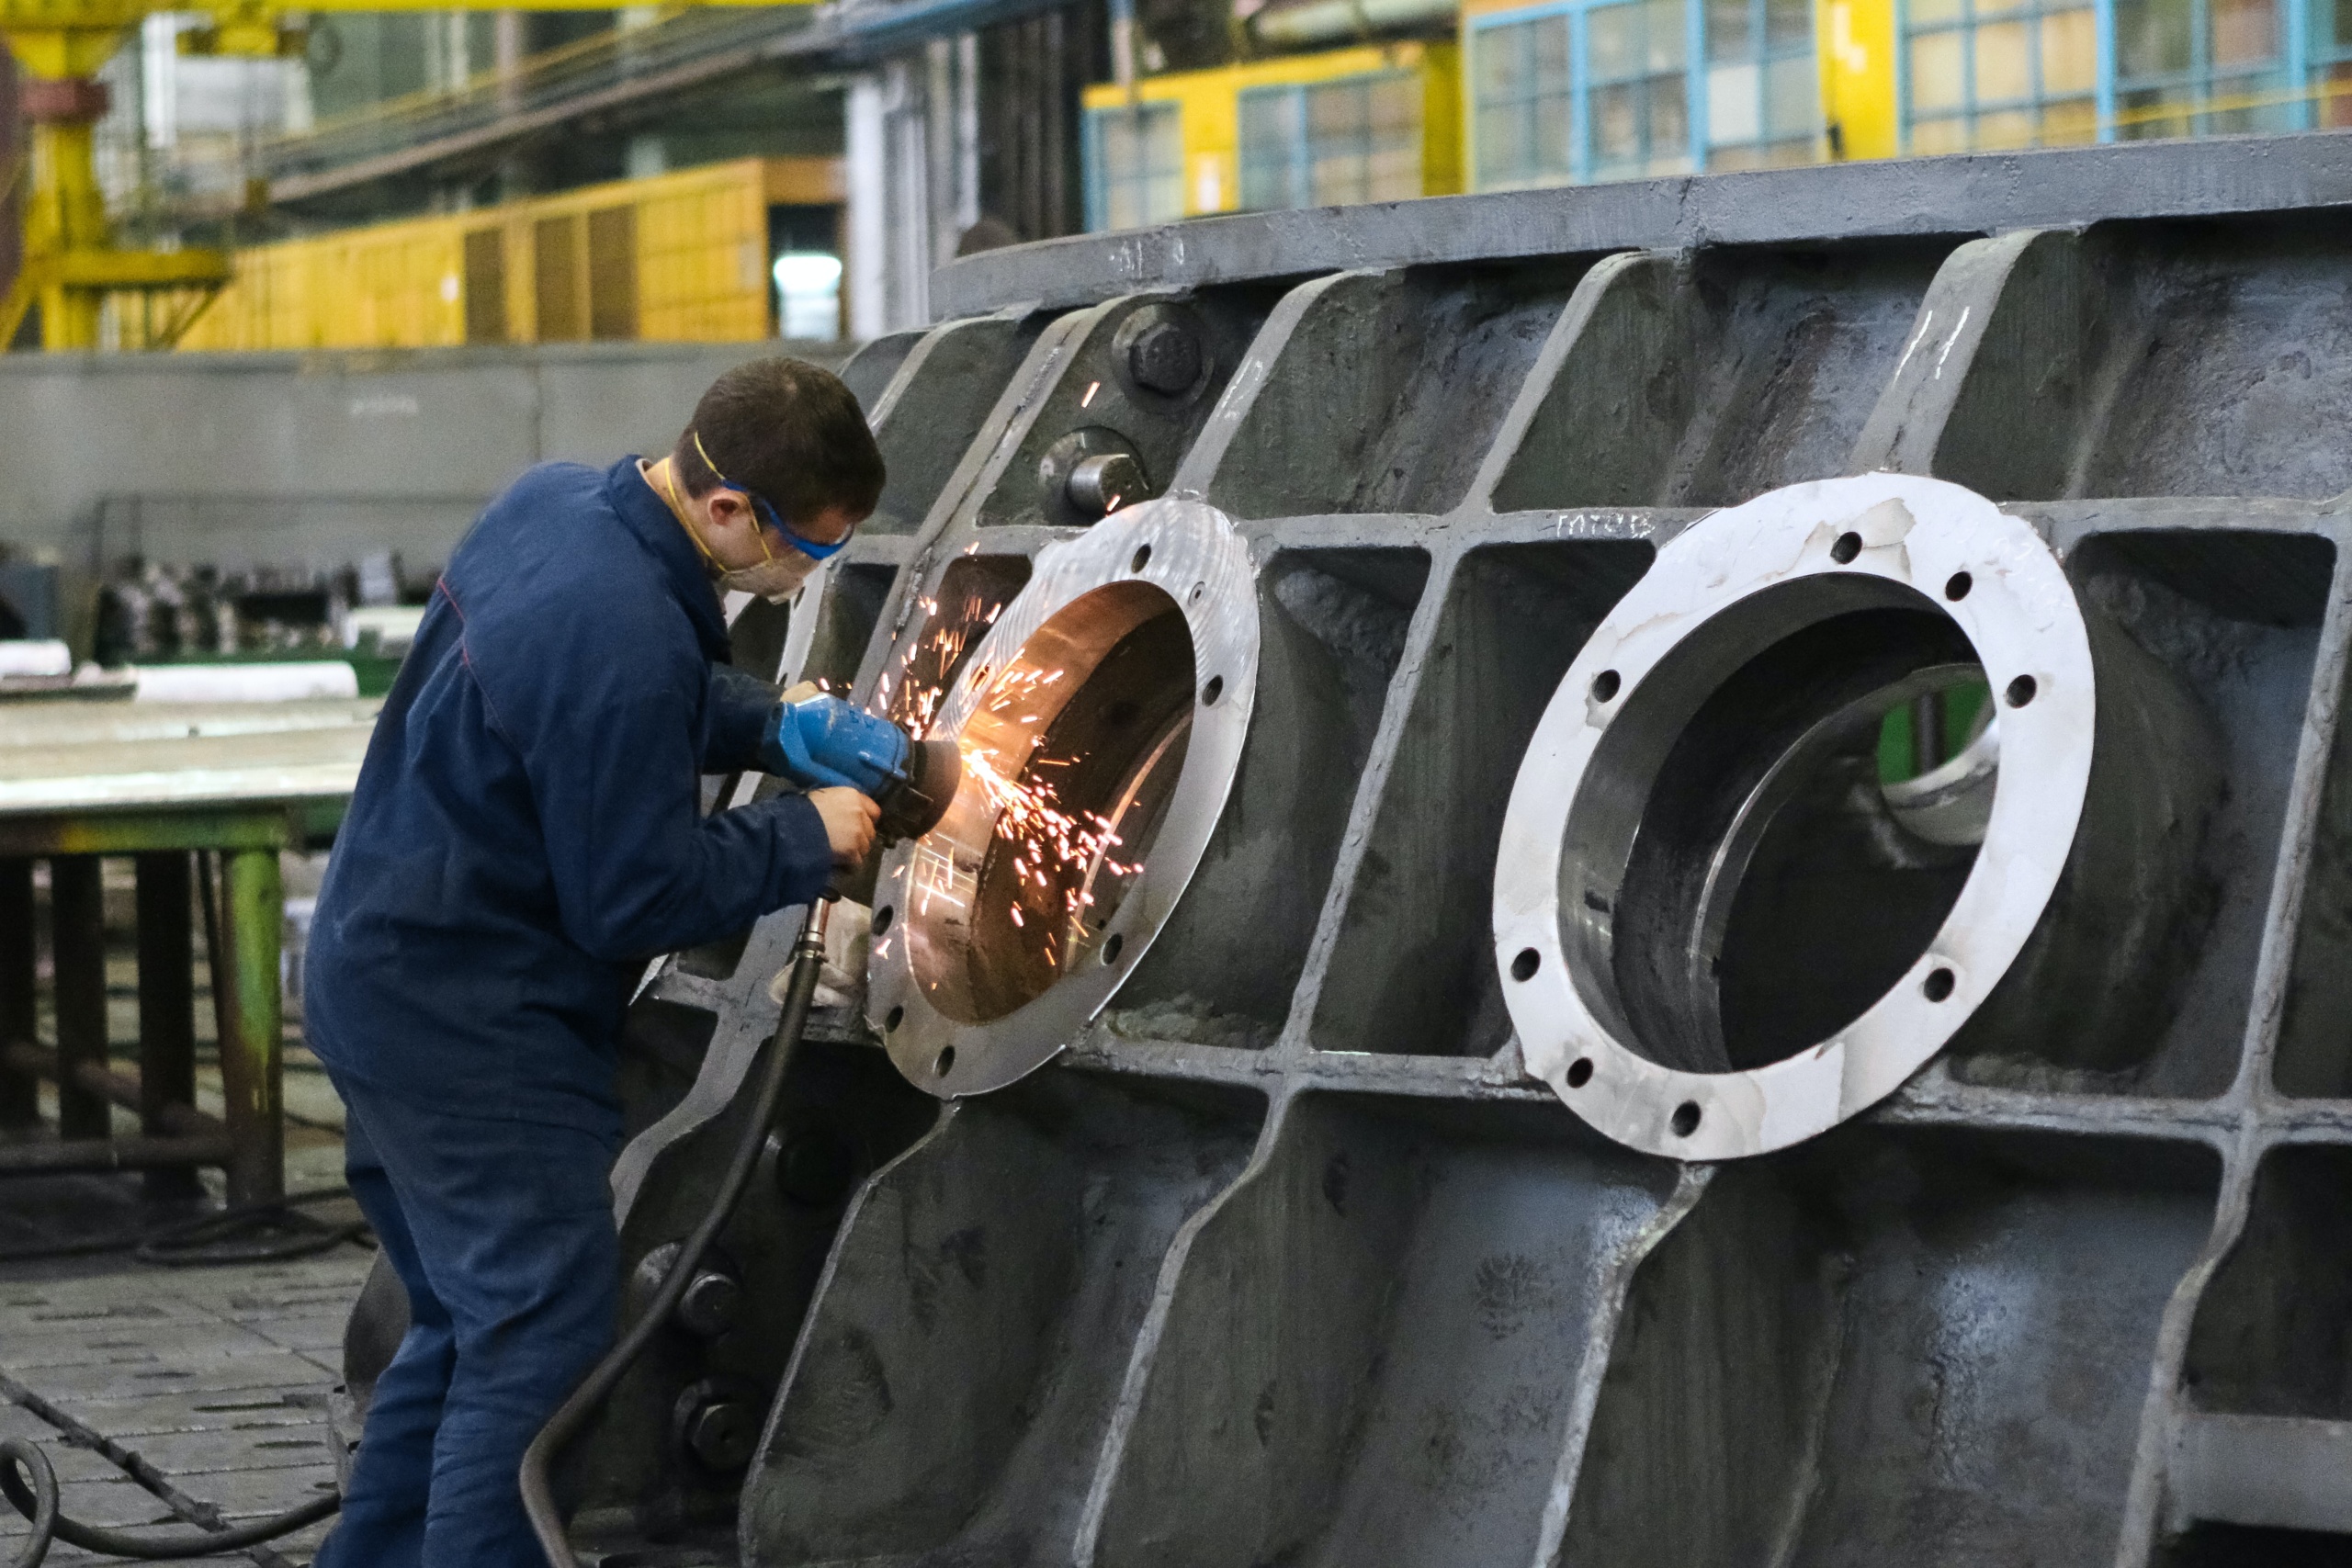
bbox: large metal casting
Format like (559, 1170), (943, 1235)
(346, 137), (2352, 1567)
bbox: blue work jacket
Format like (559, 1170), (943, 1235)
(305, 457), (832, 1132)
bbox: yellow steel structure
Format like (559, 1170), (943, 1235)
(1817, 0), (1896, 159)
(0, 0), (810, 352)
(1080, 42), (1462, 220)
(178, 155), (842, 349)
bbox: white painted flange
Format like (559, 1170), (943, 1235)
(1491, 474), (2095, 1160)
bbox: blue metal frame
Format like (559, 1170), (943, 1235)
(1082, 107), (1108, 231)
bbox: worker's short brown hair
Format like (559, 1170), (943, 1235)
(674, 356), (885, 525)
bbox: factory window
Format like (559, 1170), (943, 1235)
(1469, 0), (1695, 190)
(1474, 12), (1575, 186)
(1705, 0), (1820, 166)
(1585, 0), (1694, 179)
(2316, 0), (2352, 125)
(1084, 101), (1184, 231)
(2111, 0), (2291, 136)
(1901, 0), (2101, 151)
(1237, 72), (1424, 210)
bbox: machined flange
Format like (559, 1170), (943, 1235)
(866, 499), (1258, 1097)
(1493, 473), (2218, 1160)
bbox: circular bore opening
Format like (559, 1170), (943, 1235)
(1830, 532), (1862, 564)
(1102, 931), (1125, 965)
(933, 1045), (956, 1077)
(1566, 576), (1995, 1077)
(1201, 675), (1224, 706)
(910, 580), (1195, 1024)
(1671, 1101), (1702, 1136)
(2006, 673), (2038, 707)
(1510, 947), (1541, 982)
(1566, 1057), (1594, 1088)
(1189, 581), (1205, 604)
(1944, 571), (1973, 602)
(872, 905), (895, 937)
(1131, 544), (1153, 574)
(1923, 966), (1956, 1001)
(885, 1006), (904, 1032)
(1591, 670), (1622, 703)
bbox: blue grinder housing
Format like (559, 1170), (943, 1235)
(760, 694), (963, 844)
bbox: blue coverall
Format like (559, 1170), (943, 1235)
(304, 456), (833, 1568)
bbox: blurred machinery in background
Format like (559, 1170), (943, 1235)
(0, 0), (805, 352)
(177, 156), (846, 352)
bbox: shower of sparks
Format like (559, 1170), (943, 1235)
(880, 585), (1150, 970)
(960, 736), (1139, 942)
(885, 586), (999, 740)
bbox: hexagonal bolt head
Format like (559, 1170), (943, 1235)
(1067, 452), (1148, 520)
(1125, 319), (1203, 395)
(674, 1269), (743, 1338)
(684, 1398), (760, 1470)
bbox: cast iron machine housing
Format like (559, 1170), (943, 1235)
(345, 136), (2352, 1567)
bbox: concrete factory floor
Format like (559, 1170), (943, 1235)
(0, 1043), (364, 1567)
(0, 1202), (368, 1568)
(0, 1239), (367, 1568)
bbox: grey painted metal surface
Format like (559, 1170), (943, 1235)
(436, 135), (2352, 1565)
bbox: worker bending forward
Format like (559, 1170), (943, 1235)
(305, 358), (885, 1568)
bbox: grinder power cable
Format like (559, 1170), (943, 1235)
(519, 698), (956, 1568)
(519, 899), (831, 1568)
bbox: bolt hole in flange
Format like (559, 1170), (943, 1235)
(865, 500), (1259, 1098)
(1493, 476), (2222, 1159)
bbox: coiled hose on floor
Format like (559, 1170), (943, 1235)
(2, 904), (831, 1568)
(1, 1438), (339, 1566)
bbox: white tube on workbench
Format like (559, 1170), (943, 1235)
(133, 662), (361, 703)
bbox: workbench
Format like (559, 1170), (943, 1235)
(0, 698), (378, 1203)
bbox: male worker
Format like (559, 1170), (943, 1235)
(303, 356), (885, 1568)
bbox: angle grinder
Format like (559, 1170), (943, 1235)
(762, 693), (961, 897)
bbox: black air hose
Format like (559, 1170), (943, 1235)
(519, 900), (832, 1568)
(2, 1438), (337, 1567)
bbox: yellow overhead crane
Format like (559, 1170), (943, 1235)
(0, 0), (800, 351)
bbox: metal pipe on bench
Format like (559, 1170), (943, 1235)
(0, 1040), (226, 1142)
(0, 1133), (234, 1177)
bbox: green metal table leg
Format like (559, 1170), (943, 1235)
(49, 855), (109, 1141)
(216, 848), (284, 1205)
(135, 852), (201, 1201)
(0, 859), (34, 1127)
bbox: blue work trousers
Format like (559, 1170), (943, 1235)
(315, 1071), (620, 1568)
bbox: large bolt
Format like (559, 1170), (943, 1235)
(683, 1397), (759, 1470)
(674, 1269), (742, 1338)
(1125, 317), (1202, 395)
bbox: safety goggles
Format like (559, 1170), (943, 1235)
(691, 430), (851, 561)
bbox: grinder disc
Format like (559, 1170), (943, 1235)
(878, 737), (962, 844)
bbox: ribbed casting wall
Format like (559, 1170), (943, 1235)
(577, 136), (2352, 1568)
